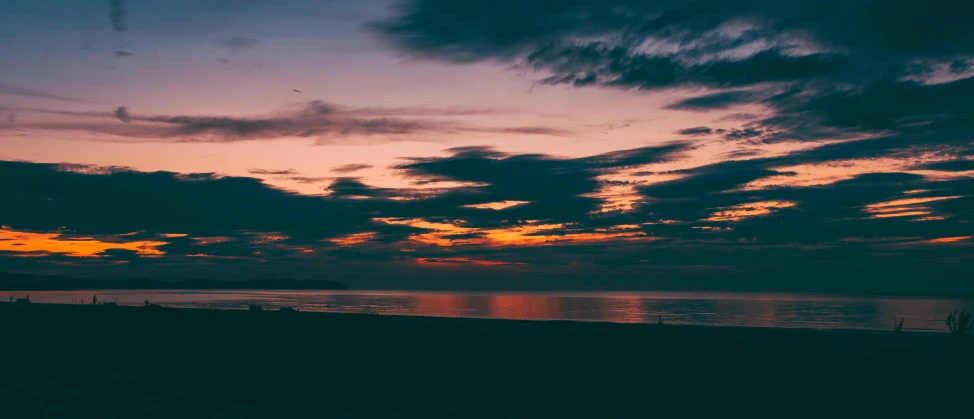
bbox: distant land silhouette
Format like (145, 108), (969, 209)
(0, 272), (346, 291)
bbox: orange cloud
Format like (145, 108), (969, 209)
(328, 232), (378, 246)
(586, 180), (641, 213)
(920, 236), (972, 244)
(193, 236), (233, 245)
(864, 195), (962, 219)
(704, 201), (795, 222)
(463, 200), (529, 210)
(0, 228), (167, 257)
(871, 211), (931, 219)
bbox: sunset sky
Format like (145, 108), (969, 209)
(1, 0), (972, 291)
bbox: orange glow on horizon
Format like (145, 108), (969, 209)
(375, 218), (647, 247)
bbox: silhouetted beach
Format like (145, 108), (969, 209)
(2, 302), (972, 417)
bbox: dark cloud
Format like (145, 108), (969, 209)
(331, 163), (373, 174)
(114, 50), (132, 58)
(531, 47), (841, 91)
(665, 91), (762, 111)
(375, 0), (974, 79)
(0, 160), (375, 244)
(375, 0), (974, 160)
(324, 177), (410, 199)
(917, 160), (974, 172)
(108, 0), (126, 32)
(0, 100), (567, 143)
(760, 78), (974, 146)
(395, 143), (691, 223)
(217, 36), (260, 51)
(949, 59), (971, 74)
(676, 127), (712, 136)
(114, 106), (131, 123)
(641, 159), (785, 200)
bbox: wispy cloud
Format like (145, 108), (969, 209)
(217, 36), (259, 51)
(0, 83), (80, 103)
(331, 163), (373, 174)
(108, 0), (126, 32)
(0, 100), (569, 143)
(248, 168), (300, 176)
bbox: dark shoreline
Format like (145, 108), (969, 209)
(3, 302), (973, 417)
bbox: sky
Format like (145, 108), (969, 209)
(1, 0), (972, 292)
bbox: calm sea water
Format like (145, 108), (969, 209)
(3, 290), (972, 333)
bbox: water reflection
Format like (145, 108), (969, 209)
(2, 290), (971, 333)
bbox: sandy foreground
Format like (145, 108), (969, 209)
(2, 301), (972, 418)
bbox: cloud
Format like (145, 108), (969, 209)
(394, 142), (691, 223)
(114, 106), (131, 123)
(0, 83), (79, 102)
(760, 78), (974, 146)
(247, 169), (330, 184)
(665, 91), (763, 111)
(325, 177), (411, 199)
(374, 0), (974, 163)
(247, 168), (300, 176)
(114, 50), (132, 58)
(676, 127), (712, 136)
(287, 176), (331, 184)
(0, 159), (376, 244)
(2, 143), (972, 290)
(331, 163), (373, 174)
(722, 128), (764, 141)
(917, 160), (974, 172)
(0, 100), (568, 143)
(108, 0), (125, 32)
(531, 47), (842, 91)
(375, 0), (974, 75)
(217, 36), (260, 51)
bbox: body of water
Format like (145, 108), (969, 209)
(3, 290), (971, 333)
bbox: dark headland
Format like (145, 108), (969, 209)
(2, 301), (972, 417)
(0, 272), (345, 291)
